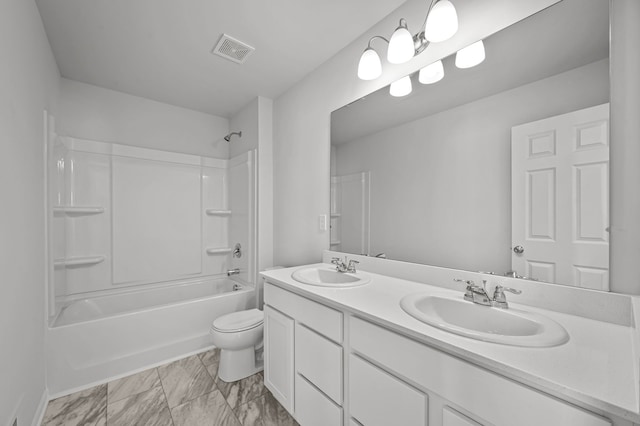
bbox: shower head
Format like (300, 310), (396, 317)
(224, 131), (242, 142)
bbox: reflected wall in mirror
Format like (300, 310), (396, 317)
(330, 0), (610, 290)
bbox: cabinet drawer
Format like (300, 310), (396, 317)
(349, 354), (428, 426)
(443, 407), (482, 426)
(295, 323), (343, 404)
(350, 317), (611, 426)
(264, 282), (343, 342)
(295, 373), (343, 426)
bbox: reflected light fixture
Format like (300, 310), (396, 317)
(418, 60), (444, 84)
(357, 0), (459, 79)
(390, 75), (412, 97)
(455, 40), (486, 68)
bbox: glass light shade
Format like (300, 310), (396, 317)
(455, 40), (485, 68)
(390, 76), (412, 97)
(418, 60), (444, 84)
(387, 25), (414, 64)
(357, 48), (382, 80)
(424, 0), (458, 42)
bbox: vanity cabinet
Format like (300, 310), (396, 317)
(264, 282), (344, 425)
(350, 317), (612, 426)
(263, 279), (625, 426)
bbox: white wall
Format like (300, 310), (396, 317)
(610, 0), (640, 295)
(229, 97), (274, 288)
(0, 0), (60, 424)
(272, 0), (561, 267)
(335, 60), (609, 273)
(57, 78), (229, 158)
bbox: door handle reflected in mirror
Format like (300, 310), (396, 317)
(513, 245), (524, 254)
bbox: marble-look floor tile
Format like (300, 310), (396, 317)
(216, 372), (266, 411)
(106, 386), (172, 426)
(199, 349), (221, 381)
(43, 384), (107, 426)
(171, 390), (241, 426)
(234, 391), (298, 426)
(107, 368), (161, 403)
(158, 354), (216, 408)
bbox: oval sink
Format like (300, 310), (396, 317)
(291, 265), (371, 287)
(400, 293), (569, 347)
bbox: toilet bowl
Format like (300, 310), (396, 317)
(210, 308), (264, 382)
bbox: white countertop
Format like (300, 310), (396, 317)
(261, 263), (640, 423)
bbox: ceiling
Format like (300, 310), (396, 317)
(36, 0), (407, 118)
(332, 0), (609, 144)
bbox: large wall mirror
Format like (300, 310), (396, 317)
(330, 0), (610, 291)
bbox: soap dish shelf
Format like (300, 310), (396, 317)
(206, 247), (233, 255)
(53, 206), (105, 216)
(54, 255), (106, 268)
(205, 209), (232, 216)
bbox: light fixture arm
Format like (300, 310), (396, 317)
(366, 35), (390, 49)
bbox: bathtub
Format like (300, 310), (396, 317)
(46, 277), (255, 397)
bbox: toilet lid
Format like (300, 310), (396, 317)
(212, 308), (263, 333)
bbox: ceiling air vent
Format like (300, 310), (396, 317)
(212, 34), (255, 64)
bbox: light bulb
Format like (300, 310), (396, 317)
(425, 0), (458, 43)
(390, 76), (412, 97)
(455, 40), (485, 69)
(387, 24), (414, 64)
(357, 48), (382, 80)
(418, 60), (444, 84)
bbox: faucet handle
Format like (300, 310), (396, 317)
(492, 284), (522, 308)
(494, 284), (522, 296)
(454, 278), (475, 286)
(331, 257), (341, 265)
(347, 259), (359, 272)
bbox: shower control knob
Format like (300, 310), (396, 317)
(513, 245), (524, 254)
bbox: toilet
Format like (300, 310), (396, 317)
(210, 308), (264, 382)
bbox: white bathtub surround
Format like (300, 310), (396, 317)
(261, 252), (640, 425)
(47, 277), (254, 396)
(49, 137), (257, 315)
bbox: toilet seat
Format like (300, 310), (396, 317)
(211, 308), (263, 333)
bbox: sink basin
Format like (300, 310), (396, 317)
(291, 265), (371, 287)
(400, 293), (569, 347)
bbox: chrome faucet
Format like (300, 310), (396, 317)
(227, 268), (240, 276)
(331, 257), (359, 273)
(455, 279), (492, 306)
(454, 279), (521, 308)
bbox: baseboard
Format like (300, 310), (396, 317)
(31, 388), (48, 426)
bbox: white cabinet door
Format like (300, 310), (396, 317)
(264, 305), (295, 414)
(511, 103), (609, 289)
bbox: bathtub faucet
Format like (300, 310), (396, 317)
(227, 268), (240, 276)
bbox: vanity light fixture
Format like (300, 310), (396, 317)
(455, 40), (486, 68)
(390, 75), (413, 97)
(418, 60), (444, 84)
(357, 0), (459, 80)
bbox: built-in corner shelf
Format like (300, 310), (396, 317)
(330, 213), (341, 218)
(205, 209), (232, 216)
(53, 206), (105, 216)
(330, 241), (341, 246)
(206, 247), (233, 255)
(54, 255), (106, 268)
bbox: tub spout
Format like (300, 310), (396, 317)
(227, 268), (240, 276)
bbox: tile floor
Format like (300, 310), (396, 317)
(41, 349), (299, 426)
